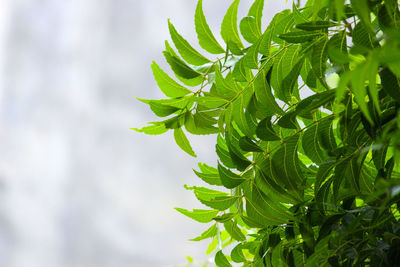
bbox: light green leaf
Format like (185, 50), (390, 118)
(190, 223), (218, 241)
(197, 96), (228, 108)
(248, 0), (264, 33)
(224, 220), (246, 241)
(239, 16), (261, 44)
(168, 20), (211, 66)
(213, 213), (235, 222)
(195, 0), (225, 54)
(175, 208), (219, 223)
(198, 195), (240, 211)
(131, 123), (168, 135)
(218, 162), (247, 189)
(147, 101), (179, 117)
(221, 0), (243, 49)
(151, 62), (193, 98)
(193, 163), (222, 186)
(259, 13), (282, 56)
(174, 128), (197, 157)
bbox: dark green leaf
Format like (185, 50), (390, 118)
(218, 162), (246, 189)
(295, 21), (338, 30)
(311, 35), (329, 80)
(278, 31), (324, 43)
(271, 134), (305, 189)
(256, 118), (280, 141)
(239, 136), (263, 152)
(163, 51), (202, 79)
(215, 251), (233, 267)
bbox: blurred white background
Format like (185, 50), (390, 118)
(0, 0), (289, 266)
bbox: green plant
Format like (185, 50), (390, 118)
(134, 0), (400, 265)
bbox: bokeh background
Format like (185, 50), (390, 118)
(0, 0), (290, 266)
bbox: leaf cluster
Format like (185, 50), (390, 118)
(134, 0), (400, 265)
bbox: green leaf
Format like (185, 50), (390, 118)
(352, 22), (376, 51)
(317, 116), (337, 152)
(221, 0), (243, 49)
(214, 66), (237, 98)
(163, 51), (202, 79)
(327, 31), (349, 64)
(168, 20), (211, 66)
(256, 118), (280, 141)
(259, 10), (290, 56)
(350, 0), (374, 32)
(302, 122), (327, 165)
(198, 195), (239, 211)
(271, 134), (305, 189)
(248, 0), (264, 33)
(239, 136), (263, 152)
(185, 113), (219, 135)
(243, 38), (262, 69)
(278, 31), (324, 43)
(271, 45), (303, 102)
(380, 68), (400, 104)
(190, 223), (218, 241)
(195, 0), (225, 54)
(240, 16), (261, 44)
(147, 101), (179, 117)
(245, 182), (293, 227)
(213, 213), (235, 222)
(224, 220), (246, 241)
(254, 66), (284, 115)
(231, 243), (247, 263)
(174, 128), (197, 157)
(150, 62), (192, 98)
(350, 62), (373, 124)
(193, 163), (222, 186)
(218, 162), (247, 189)
(197, 96), (228, 108)
(311, 35), (329, 80)
(215, 251), (233, 267)
(295, 21), (338, 30)
(175, 208), (219, 223)
(277, 111), (298, 129)
(131, 123), (168, 135)
(296, 90), (335, 116)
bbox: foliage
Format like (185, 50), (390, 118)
(134, 0), (400, 265)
